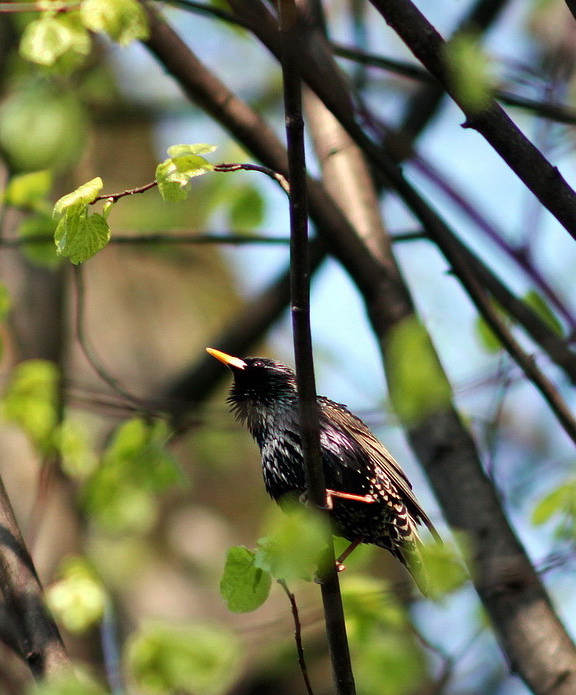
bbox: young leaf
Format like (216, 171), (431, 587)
(532, 481), (576, 525)
(53, 177), (103, 219)
(82, 418), (183, 533)
(53, 178), (111, 263)
(46, 556), (107, 633)
(18, 214), (61, 269)
(155, 144), (217, 202)
(20, 13), (91, 68)
(55, 212), (110, 265)
(443, 33), (494, 112)
(19, 15), (75, 66)
(229, 185), (265, 231)
(254, 503), (329, 581)
(220, 546), (272, 613)
(80, 0), (149, 46)
(1, 359), (59, 451)
(385, 316), (452, 423)
(0, 283), (10, 322)
(5, 170), (52, 209)
(167, 143), (217, 158)
(127, 622), (242, 695)
(524, 290), (563, 336)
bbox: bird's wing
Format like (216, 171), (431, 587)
(319, 398), (441, 542)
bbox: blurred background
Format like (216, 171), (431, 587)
(0, 0), (576, 693)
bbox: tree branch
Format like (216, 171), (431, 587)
(368, 0), (576, 240)
(0, 474), (70, 679)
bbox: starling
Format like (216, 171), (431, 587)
(207, 347), (440, 593)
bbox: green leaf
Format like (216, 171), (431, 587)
(53, 177), (103, 219)
(32, 670), (108, 695)
(82, 418), (183, 533)
(54, 419), (98, 479)
(443, 33), (494, 113)
(0, 283), (10, 322)
(5, 170), (52, 209)
(220, 546), (272, 613)
(45, 556), (107, 633)
(53, 178), (111, 263)
(254, 503), (329, 581)
(80, 0), (149, 46)
(20, 15), (75, 66)
(55, 211), (110, 264)
(18, 214), (61, 269)
(341, 575), (407, 639)
(126, 622), (242, 695)
(156, 144), (216, 202)
(0, 86), (87, 172)
(524, 290), (563, 336)
(353, 632), (426, 695)
(1, 359), (59, 451)
(167, 143), (217, 158)
(229, 185), (265, 232)
(385, 316), (452, 423)
(20, 13), (91, 68)
(418, 539), (469, 599)
(532, 481), (576, 525)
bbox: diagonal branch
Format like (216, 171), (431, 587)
(368, 0), (576, 240)
(0, 474), (70, 679)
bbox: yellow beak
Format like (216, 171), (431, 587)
(206, 348), (247, 370)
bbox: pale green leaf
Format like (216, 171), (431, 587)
(19, 15), (75, 66)
(167, 143), (217, 158)
(127, 622), (242, 695)
(220, 546), (271, 613)
(80, 0), (149, 46)
(254, 503), (329, 581)
(524, 290), (563, 336)
(0, 86), (87, 172)
(55, 211), (110, 264)
(54, 419), (98, 478)
(229, 185), (265, 231)
(5, 170), (52, 209)
(385, 316), (453, 423)
(18, 214), (60, 269)
(53, 177), (103, 219)
(443, 33), (494, 112)
(32, 670), (107, 695)
(1, 359), (59, 451)
(532, 482), (576, 525)
(46, 556), (107, 633)
(0, 284), (10, 322)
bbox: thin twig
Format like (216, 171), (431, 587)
(214, 162), (290, 193)
(91, 162), (288, 206)
(0, 233), (292, 246)
(92, 181), (158, 204)
(71, 266), (158, 414)
(277, 579), (315, 695)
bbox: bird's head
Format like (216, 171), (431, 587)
(206, 348), (297, 427)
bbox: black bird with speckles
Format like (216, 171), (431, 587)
(207, 348), (441, 593)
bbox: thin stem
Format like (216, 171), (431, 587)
(277, 579), (315, 695)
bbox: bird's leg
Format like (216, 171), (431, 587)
(336, 538), (364, 571)
(326, 489), (376, 508)
(299, 489), (375, 511)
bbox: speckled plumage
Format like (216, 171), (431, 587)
(208, 350), (440, 593)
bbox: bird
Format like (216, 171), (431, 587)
(206, 347), (440, 593)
